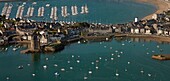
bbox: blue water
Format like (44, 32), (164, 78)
(0, 38), (170, 81)
(0, 0), (156, 24)
(1, 0), (169, 81)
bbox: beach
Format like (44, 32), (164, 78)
(137, 0), (170, 20)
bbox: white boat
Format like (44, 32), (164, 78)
(80, 6), (85, 14)
(32, 2), (37, 5)
(84, 4), (89, 13)
(46, 4), (50, 7)
(81, 4), (88, 14)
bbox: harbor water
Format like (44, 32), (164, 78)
(0, 0), (156, 24)
(1, 0), (170, 81)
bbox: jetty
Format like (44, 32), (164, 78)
(16, 5), (24, 18)
(50, 7), (58, 20)
(1, 3), (13, 19)
(61, 6), (68, 17)
(38, 7), (44, 17)
(71, 5), (78, 15)
(152, 54), (170, 60)
(26, 7), (34, 17)
(80, 4), (88, 14)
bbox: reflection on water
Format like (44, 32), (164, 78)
(31, 53), (40, 62)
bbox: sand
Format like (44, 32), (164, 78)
(136, 0), (170, 20)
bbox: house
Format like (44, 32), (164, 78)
(145, 29), (151, 35)
(134, 28), (139, 34)
(40, 35), (48, 44)
(164, 30), (169, 36)
(131, 28), (134, 33)
(115, 27), (121, 33)
(157, 29), (163, 35)
(140, 28), (145, 34)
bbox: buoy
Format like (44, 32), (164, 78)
(140, 70), (144, 73)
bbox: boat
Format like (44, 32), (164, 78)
(18, 65), (24, 69)
(46, 4), (50, 7)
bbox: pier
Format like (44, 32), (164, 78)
(152, 54), (170, 60)
(80, 4), (88, 14)
(50, 7), (58, 20)
(1, 3), (89, 20)
(61, 6), (68, 17)
(1, 3), (13, 19)
(71, 5), (78, 15)
(38, 7), (44, 17)
(26, 7), (34, 17)
(16, 5), (24, 18)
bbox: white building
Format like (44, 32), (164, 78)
(140, 28), (145, 34)
(131, 28), (134, 33)
(134, 29), (139, 34)
(164, 31), (169, 36)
